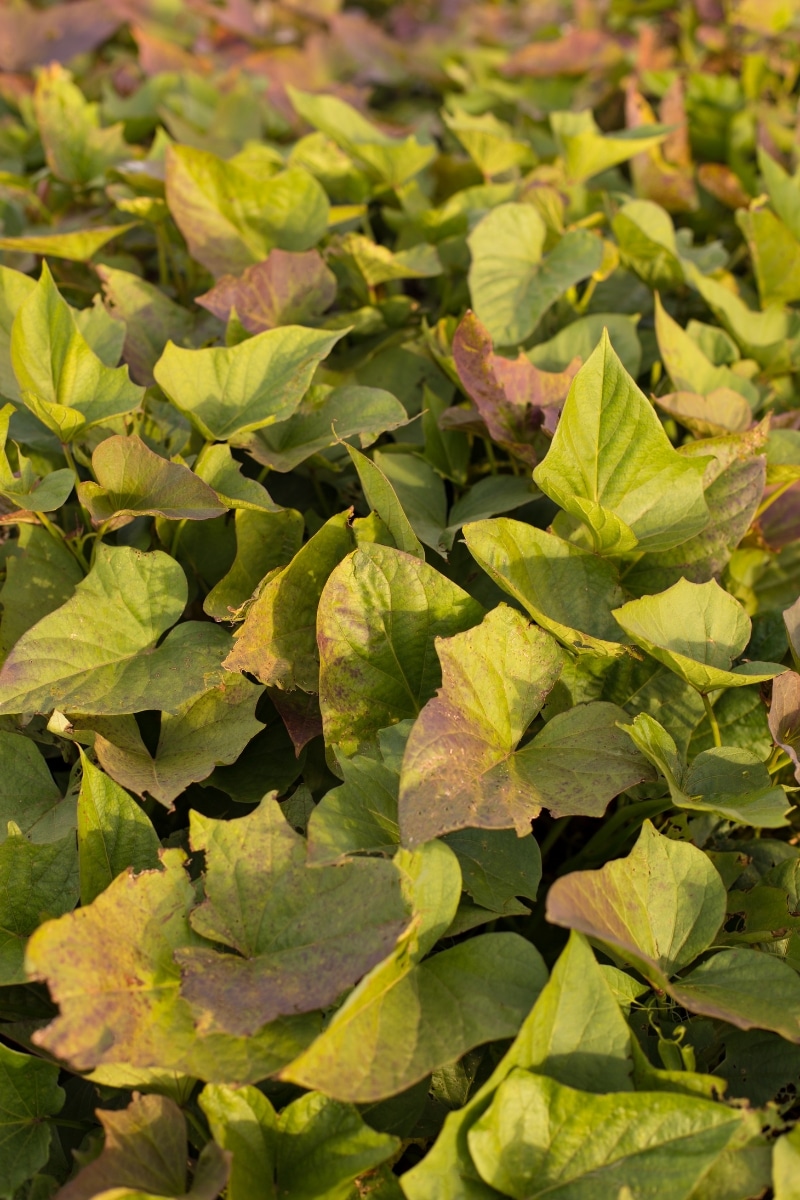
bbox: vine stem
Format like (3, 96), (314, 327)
(702, 691), (723, 748)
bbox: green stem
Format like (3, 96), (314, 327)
(482, 438), (498, 475)
(37, 511), (89, 572)
(702, 691), (723, 748)
(768, 747), (791, 774)
(171, 518), (187, 559)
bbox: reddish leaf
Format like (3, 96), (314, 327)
(502, 29), (624, 78)
(769, 671), (800, 783)
(757, 481), (800, 549)
(269, 687), (324, 756)
(196, 249), (337, 334)
(452, 311), (579, 465)
(0, 1), (122, 73)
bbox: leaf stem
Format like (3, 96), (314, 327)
(768, 747), (791, 774)
(37, 511), (89, 572)
(701, 692), (723, 748)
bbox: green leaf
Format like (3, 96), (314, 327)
(196, 248), (337, 333)
(0, 732), (72, 844)
(669, 947), (800, 1042)
(275, 1090), (399, 1200)
(77, 751), (160, 905)
(443, 828), (541, 916)
(0, 224), (136, 262)
(527, 312), (642, 379)
(307, 733), (405, 865)
(97, 265), (196, 387)
(400, 933), (632, 1200)
(33, 63), (128, 185)
(546, 819), (727, 986)
(336, 233), (442, 287)
(737, 206), (800, 308)
(238, 386), (408, 473)
(468, 1071), (754, 1200)
(287, 89), (436, 188)
(191, 442), (281, 512)
(225, 511), (355, 691)
(612, 578), (787, 693)
(52, 1091), (230, 1200)
(372, 450), (449, 554)
(165, 145), (330, 277)
(0, 405), (74, 513)
(533, 330), (711, 553)
(0, 544), (231, 717)
(175, 799), (409, 1035)
(199, 1084), (277, 1200)
(283, 930), (548, 1103)
(397, 604), (563, 844)
(26, 848), (320, 1082)
(774, 1124), (800, 1200)
(78, 435), (227, 525)
(467, 206), (603, 346)
(685, 261), (800, 373)
(612, 199), (685, 288)
(204, 508), (304, 621)
(551, 108), (671, 182)
(153, 324), (343, 442)
(654, 293), (759, 409)
(346, 445), (424, 560)
(0, 1044), (63, 1195)
(10, 263), (143, 441)
(87, 676), (264, 807)
(0, 528), (80, 658)
(463, 517), (629, 656)
(442, 107), (533, 179)
(317, 542), (484, 754)
(622, 713), (792, 827)
(0, 823), (77, 985)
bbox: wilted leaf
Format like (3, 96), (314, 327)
(26, 848), (320, 1081)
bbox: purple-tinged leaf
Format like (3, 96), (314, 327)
(769, 671), (800, 782)
(196, 249), (337, 334)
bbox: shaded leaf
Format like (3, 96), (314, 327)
(769, 670), (800, 782)
(77, 752), (160, 906)
(346, 446), (424, 560)
(98, 266), (196, 387)
(225, 511), (355, 691)
(205, 508), (304, 622)
(89, 676), (264, 807)
(0, 1045), (63, 1196)
(0, 825), (77, 986)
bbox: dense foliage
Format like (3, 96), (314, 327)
(0, 0), (800, 1195)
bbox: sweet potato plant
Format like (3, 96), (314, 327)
(0, 0), (799, 1195)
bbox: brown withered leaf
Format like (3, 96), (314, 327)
(452, 310), (579, 464)
(196, 249), (337, 333)
(626, 80), (698, 213)
(697, 163), (752, 210)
